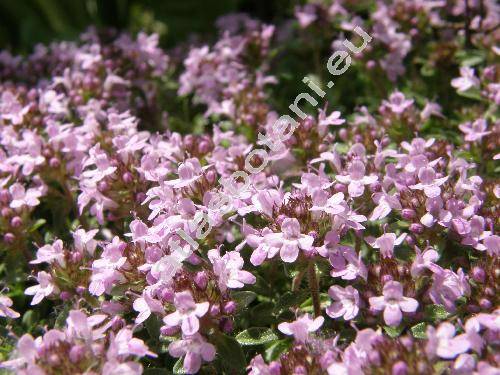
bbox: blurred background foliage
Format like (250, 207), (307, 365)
(0, 0), (294, 53)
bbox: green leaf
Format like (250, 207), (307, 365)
(411, 322), (427, 339)
(145, 315), (162, 342)
(457, 88), (484, 101)
(144, 368), (173, 375)
(425, 304), (449, 321)
(274, 291), (308, 314)
(250, 302), (276, 326)
(173, 358), (187, 374)
(29, 218), (46, 232)
(212, 332), (246, 372)
(231, 291), (257, 312)
(236, 328), (279, 346)
(264, 339), (291, 362)
(384, 325), (404, 338)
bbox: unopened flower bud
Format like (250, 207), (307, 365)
(198, 141), (210, 154)
(3, 233), (15, 244)
(75, 286), (86, 295)
(484, 287), (494, 297)
(194, 271), (208, 290)
(210, 304), (220, 316)
(71, 251), (83, 263)
(366, 60), (376, 69)
(161, 289), (174, 302)
(0, 189), (10, 204)
(471, 266), (486, 283)
(111, 316), (125, 330)
(60, 291), (72, 301)
(205, 170), (217, 184)
(334, 183), (347, 193)
(69, 345), (85, 363)
(221, 318), (234, 333)
(223, 301), (237, 314)
(401, 208), (416, 220)
(409, 223), (424, 234)
(269, 362), (281, 375)
(98, 180), (109, 192)
(122, 172), (133, 184)
(479, 298), (492, 310)
(49, 157), (60, 168)
(381, 274), (393, 284)
(392, 361), (408, 375)
(10, 216), (22, 228)
(370, 182), (381, 192)
(160, 325), (179, 336)
(136, 192), (146, 204)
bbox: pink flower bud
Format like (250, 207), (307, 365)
(210, 304), (220, 316)
(10, 216), (22, 228)
(401, 208), (416, 220)
(381, 274), (393, 284)
(392, 361), (408, 375)
(223, 301), (237, 314)
(60, 291), (72, 301)
(0, 189), (10, 203)
(194, 271), (208, 290)
(160, 325), (179, 336)
(479, 298), (492, 310)
(49, 157), (60, 168)
(221, 318), (233, 333)
(3, 233), (15, 244)
(471, 266), (486, 283)
(409, 223), (424, 234)
(122, 172), (133, 184)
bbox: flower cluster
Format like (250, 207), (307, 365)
(0, 1), (498, 374)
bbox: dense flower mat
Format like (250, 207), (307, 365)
(0, 1), (498, 374)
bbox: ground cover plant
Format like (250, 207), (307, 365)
(0, 1), (498, 374)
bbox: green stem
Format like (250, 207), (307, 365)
(308, 262), (321, 317)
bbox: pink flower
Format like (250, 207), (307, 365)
(89, 237), (127, 296)
(264, 218), (314, 263)
(9, 183), (42, 209)
(451, 67), (479, 92)
(429, 267), (470, 312)
(167, 158), (206, 188)
(133, 290), (164, 324)
(208, 248), (256, 291)
(294, 4), (317, 28)
(409, 167), (448, 198)
(326, 285), (360, 320)
(370, 191), (402, 220)
(461, 215), (495, 254)
(410, 247), (440, 277)
(329, 246), (368, 281)
(112, 328), (157, 358)
(25, 271), (58, 305)
(246, 227), (280, 266)
(366, 232), (407, 258)
(278, 314), (324, 343)
(318, 108), (345, 136)
(426, 322), (470, 359)
(30, 239), (65, 266)
(459, 119), (490, 142)
(248, 354), (281, 375)
(369, 281), (418, 327)
(0, 334), (39, 371)
(383, 91), (414, 114)
(168, 333), (216, 374)
(163, 291), (209, 336)
(335, 160), (378, 198)
(310, 192), (346, 215)
(0, 295), (20, 319)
